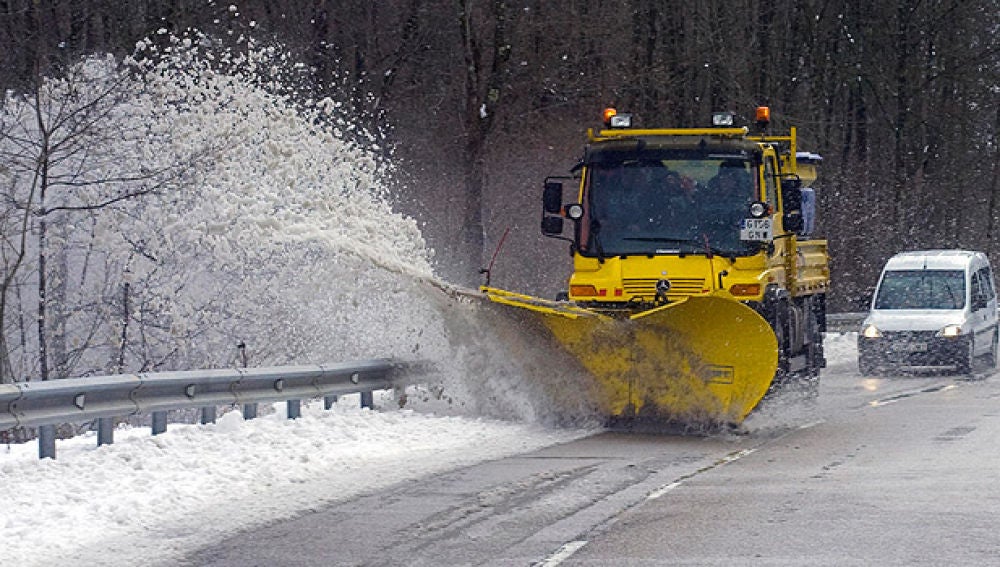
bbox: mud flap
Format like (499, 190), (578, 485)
(481, 288), (777, 424)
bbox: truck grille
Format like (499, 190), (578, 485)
(622, 277), (706, 298)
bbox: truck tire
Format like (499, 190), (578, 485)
(769, 299), (791, 382)
(805, 308), (824, 378)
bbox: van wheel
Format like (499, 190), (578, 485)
(858, 354), (877, 377)
(957, 337), (975, 376)
(989, 328), (998, 369)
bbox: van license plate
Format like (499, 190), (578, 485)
(891, 342), (927, 353)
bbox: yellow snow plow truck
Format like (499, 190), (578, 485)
(482, 107), (829, 425)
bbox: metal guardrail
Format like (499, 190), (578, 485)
(1, 359), (411, 459)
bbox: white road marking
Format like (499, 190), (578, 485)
(870, 383), (958, 407)
(536, 540), (588, 566)
(646, 481), (682, 500)
(646, 448), (758, 501)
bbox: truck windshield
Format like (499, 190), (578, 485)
(581, 154), (759, 257)
(874, 270), (966, 310)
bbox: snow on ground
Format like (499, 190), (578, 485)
(1, 392), (596, 567)
(1, 334), (860, 567)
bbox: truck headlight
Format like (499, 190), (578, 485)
(565, 203), (584, 220)
(748, 201), (768, 218)
(861, 324), (882, 338)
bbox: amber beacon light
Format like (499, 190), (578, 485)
(755, 106), (771, 130)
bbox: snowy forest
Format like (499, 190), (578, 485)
(0, 1), (997, 384)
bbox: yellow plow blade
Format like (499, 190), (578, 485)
(481, 288), (777, 424)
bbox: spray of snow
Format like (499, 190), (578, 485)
(119, 31), (598, 423)
(0, 32), (604, 567)
(0, 30), (588, 421)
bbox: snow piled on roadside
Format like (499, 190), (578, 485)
(0, 394), (594, 567)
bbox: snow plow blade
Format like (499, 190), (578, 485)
(481, 288), (778, 425)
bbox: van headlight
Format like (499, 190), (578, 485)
(861, 324), (882, 338)
(937, 324), (963, 338)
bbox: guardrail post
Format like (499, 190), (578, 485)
(287, 400), (301, 419)
(38, 424), (56, 459)
(360, 391), (374, 409)
(97, 418), (114, 446)
(243, 403), (257, 420)
(324, 395), (338, 410)
(151, 411), (167, 435)
(200, 406), (217, 424)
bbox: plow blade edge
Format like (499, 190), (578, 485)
(482, 288), (778, 424)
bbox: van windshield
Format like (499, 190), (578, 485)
(874, 270), (966, 310)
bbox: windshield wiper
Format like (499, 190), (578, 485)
(622, 237), (701, 244)
(622, 236), (737, 260)
(623, 237), (702, 258)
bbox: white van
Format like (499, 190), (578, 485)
(858, 250), (998, 375)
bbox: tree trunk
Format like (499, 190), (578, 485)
(37, 203), (49, 382)
(456, 0), (509, 282)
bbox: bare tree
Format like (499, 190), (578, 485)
(0, 56), (196, 382)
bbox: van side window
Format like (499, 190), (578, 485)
(978, 267), (996, 301)
(972, 271), (988, 310)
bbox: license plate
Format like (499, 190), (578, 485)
(890, 342), (927, 353)
(740, 218), (772, 241)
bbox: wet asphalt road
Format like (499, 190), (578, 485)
(179, 351), (1000, 566)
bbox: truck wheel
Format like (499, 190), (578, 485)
(770, 299), (791, 382)
(805, 308), (824, 378)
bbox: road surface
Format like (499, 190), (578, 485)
(180, 347), (1000, 566)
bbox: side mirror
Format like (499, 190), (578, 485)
(780, 177), (804, 234)
(781, 177), (803, 210)
(541, 215), (564, 235)
(543, 181), (563, 214)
